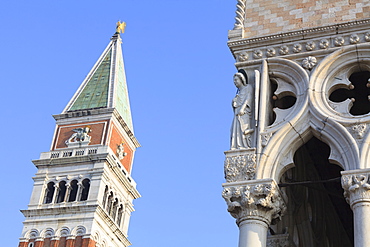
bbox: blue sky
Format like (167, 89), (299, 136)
(0, 1), (239, 246)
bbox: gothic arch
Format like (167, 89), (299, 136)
(309, 43), (370, 169)
(257, 112), (360, 180)
(255, 57), (310, 180)
(264, 57), (309, 130)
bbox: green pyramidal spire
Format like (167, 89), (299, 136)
(64, 30), (133, 131)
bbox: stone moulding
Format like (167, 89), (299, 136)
(228, 18), (370, 47)
(228, 18), (370, 62)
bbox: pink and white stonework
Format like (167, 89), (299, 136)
(224, 1), (370, 246)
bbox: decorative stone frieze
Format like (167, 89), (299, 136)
(253, 49), (263, 59)
(350, 34), (360, 44)
(292, 44), (301, 53)
(266, 234), (291, 247)
(228, 19), (370, 63)
(305, 41), (315, 51)
(237, 52), (248, 62)
(224, 154), (256, 182)
(342, 171), (370, 206)
(222, 180), (286, 226)
(319, 39), (329, 49)
(266, 48), (276, 57)
(334, 37), (345, 46)
(279, 46), (289, 55)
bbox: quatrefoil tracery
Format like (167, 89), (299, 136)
(329, 71), (370, 116)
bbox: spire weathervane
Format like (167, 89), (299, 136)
(116, 21), (126, 34)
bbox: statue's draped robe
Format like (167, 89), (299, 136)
(230, 84), (253, 149)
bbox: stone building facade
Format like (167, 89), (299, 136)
(223, 1), (370, 246)
(18, 26), (141, 247)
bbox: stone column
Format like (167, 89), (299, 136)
(222, 179), (286, 247)
(342, 169), (370, 247)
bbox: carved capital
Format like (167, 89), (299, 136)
(224, 153), (256, 182)
(222, 179), (286, 226)
(342, 170), (370, 207)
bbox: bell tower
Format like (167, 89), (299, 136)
(223, 1), (370, 247)
(19, 22), (141, 247)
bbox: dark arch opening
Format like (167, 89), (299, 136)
(68, 180), (78, 202)
(276, 137), (353, 246)
(80, 179), (90, 201)
(44, 182), (55, 204)
(56, 181), (67, 203)
(102, 185), (109, 208)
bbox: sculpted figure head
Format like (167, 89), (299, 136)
(234, 72), (247, 88)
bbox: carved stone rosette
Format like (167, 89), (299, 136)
(342, 170), (370, 207)
(222, 179), (286, 226)
(224, 154), (256, 182)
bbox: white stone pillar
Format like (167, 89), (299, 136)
(342, 169), (370, 247)
(222, 179), (286, 247)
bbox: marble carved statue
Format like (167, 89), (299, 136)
(230, 72), (254, 149)
(66, 126), (92, 145)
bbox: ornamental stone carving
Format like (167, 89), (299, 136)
(237, 52), (248, 62)
(342, 172), (370, 206)
(65, 126), (92, 147)
(261, 132), (273, 147)
(319, 39), (329, 49)
(351, 124), (367, 139)
(334, 37), (345, 46)
(224, 154), (256, 182)
(302, 56), (317, 70)
(267, 234), (290, 247)
(279, 46), (289, 55)
(365, 32), (370, 42)
(350, 34), (360, 44)
(292, 44), (302, 53)
(266, 48), (276, 57)
(253, 50), (263, 59)
(305, 41), (315, 51)
(222, 180), (286, 225)
(117, 143), (127, 160)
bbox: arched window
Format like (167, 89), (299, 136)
(44, 182), (55, 204)
(80, 179), (90, 201)
(28, 242), (35, 247)
(117, 204), (123, 227)
(106, 192), (114, 214)
(102, 186), (108, 208)
(111, 198), (119, 220)
(68, 180), (78, 202)
(56, 181), (67, 203)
